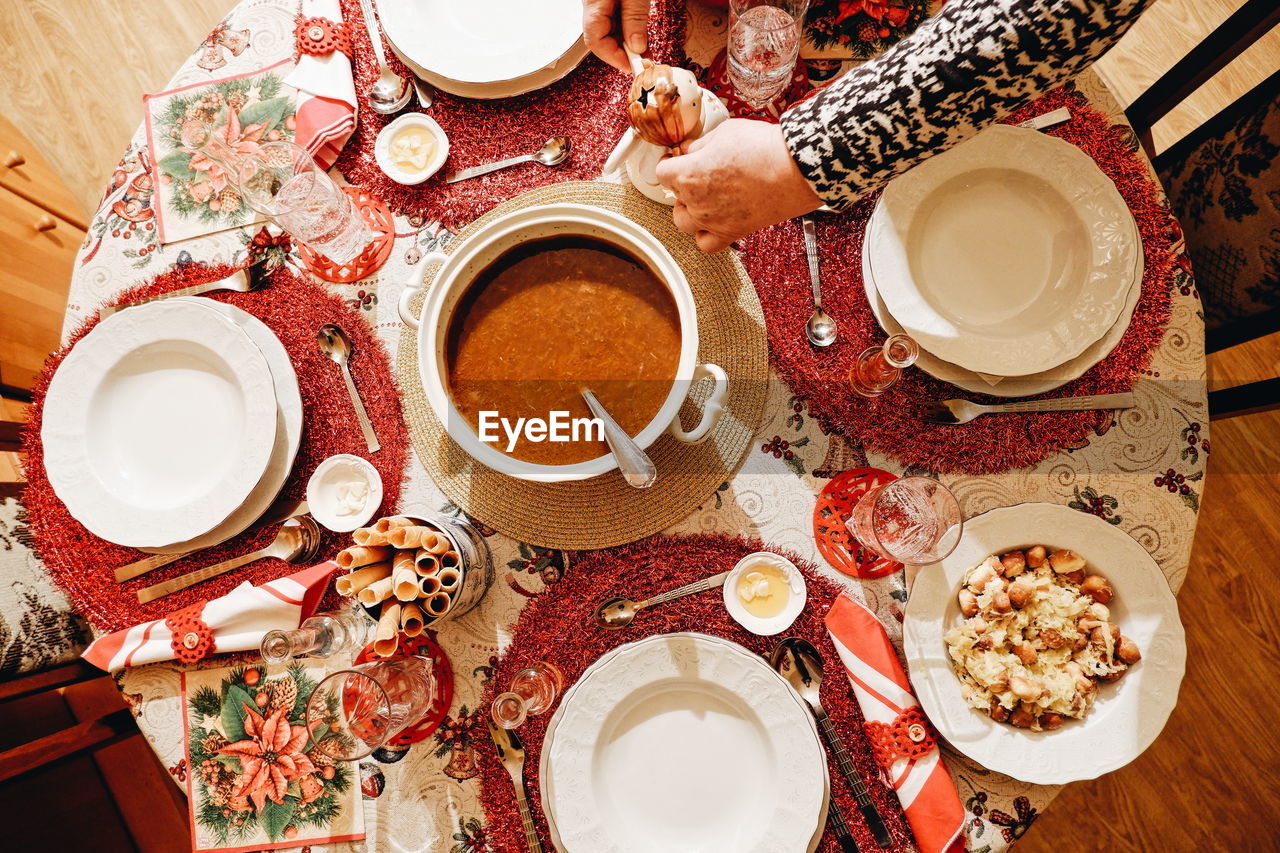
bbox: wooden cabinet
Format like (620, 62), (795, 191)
(0, 113), (85, 396)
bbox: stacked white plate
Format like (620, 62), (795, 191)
(540, 633), (830, 853)
(375, 0), (588, 99)
(42, 297), (301, 551)
(863, 124), (1143, 397)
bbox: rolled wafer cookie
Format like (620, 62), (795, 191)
(352, 527), (390, 547)
(439, 550), (460, 570)
(419, 574), (442, 597)
(393, 565), (421, 601)
(401, 603), (425, 637)
(414, 550), (440, 577)
(387, 526), (441, 550)
(436, 568), (460, 592)
(334, 562), (391, 596)
(374, 603), (402, 657)
(425, 591), (451, 616)
(374, 516), (416, 534)
(337, 545), (394, 569)
(357, 576), (395, 606)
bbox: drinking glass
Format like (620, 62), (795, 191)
(260, 604), (372, 666)
(848, 477), (963, 565)
(305, 656), (435, 761)
(849, 334), (919, 398)
(490, 661), (565, 728)
(727, 0), (809, 108)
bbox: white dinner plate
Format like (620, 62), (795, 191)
(42, 300), (277, 548)
(870, 125), (1138, 376)
(862, 201), (1144, 397)
(375, 0), (584, 88)
(540, 633), (831, 853)
(545, 633), (827, 853)
(139, 298), (303, 553)
(903, 504), (1186, 785)
(391, 38), (589, 101)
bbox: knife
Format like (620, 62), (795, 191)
(828, 796), (868, 853)
(487, 721), (544, 853)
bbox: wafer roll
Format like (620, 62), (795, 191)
(418, 575), (442, 597)
(392, 564), (420, 601)
(436, 567), (460, 592)
(400, 603), (425, 637)
(374, 516), (416, 534)
(423, 531), (450, 555)
(357, 576), (395, 606)
(387, 525), (437, 549)
(439, 550), (460, 570)
(352, 527), (390, 546)
(337, 545), (394, 569)
(374, 603), (402, 657)
(392, 549), (415, 573)
(334, 562), (391, 596)
(425, 591), (451, 616)
(413, 549), (440, 577)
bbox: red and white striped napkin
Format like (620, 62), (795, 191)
(285, 0), (357, 169)
(83, 562), (337, 672)
(825, 593), (966, 853)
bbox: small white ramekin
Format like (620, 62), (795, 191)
(375, 114), (449, 185)
(723, 551), (807, 636)
(306, 454), (383, 533)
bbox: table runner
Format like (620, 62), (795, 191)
(52, 2), (1208, 851)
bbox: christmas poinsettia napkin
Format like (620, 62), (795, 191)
(182, 660), (365, 852)
(825, 593), (966, 853)
(82, 562), (337, 672)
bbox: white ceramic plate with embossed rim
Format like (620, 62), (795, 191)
(138, 297), (303, 553)
(862, 199), (1144, 397)
(42, 300), (278, 548)
(388, 36), (588, 100)
(375, 0), (583, 87)
(543, 633), (826, 853)
(539, 633), (831, 853)
(871, 125), (1138, 376)
(903, 503), (1185, 785)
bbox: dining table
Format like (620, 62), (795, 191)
(45, 1), (1208, 851)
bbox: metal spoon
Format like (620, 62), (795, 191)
(594, 571), (730, 630)
(445, 136), (572, 184)
(772, 637), (893, 849)
(412, 76), (435, 109)
(802, 216), (837, 347)
(98, 267), (264, 319)
(356, 0), (412, 113)
(317, 324), (381, 453)
(135, 516), (322, 604)
(581, 389), (656, 489)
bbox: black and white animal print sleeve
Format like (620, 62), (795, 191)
(780, 0), (1156, 208)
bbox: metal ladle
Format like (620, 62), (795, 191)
(445, 136), (572, 183)
(317, 324), (381, 453)
(581, 389), (656, 489)
(594, 571), (730, 630)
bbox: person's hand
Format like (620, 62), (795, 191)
(583, 0), (651, 73)
(655, 118), (823, 253)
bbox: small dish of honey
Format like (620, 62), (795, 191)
(375, 113), (449, 185)
(722, 551), (806, 636)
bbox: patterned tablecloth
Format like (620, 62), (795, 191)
(55, 2), (1208, 851)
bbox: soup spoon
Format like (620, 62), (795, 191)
(444, 136), (572, 184)
(581, 389), (656, 489)
(802, 216), (838, 347)
(594, 570), (731, 629)
(318, 324), (381, 453)
(356, 0), (413, 114)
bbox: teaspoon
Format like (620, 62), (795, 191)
(772, 637), (893, 848)
(802, 216), (837, 347)
(317, 324), (381, 453)
(445, 136), (572, 184)
(594, 571), (730, 630)
(581, 389), (656, 489)
(356, 0), (412, 113)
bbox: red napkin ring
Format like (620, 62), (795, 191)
(863, 706), (937, 768)
(166, 603), (215, 664)
(295, 15), (351, 58)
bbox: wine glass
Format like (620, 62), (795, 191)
(305, 657), (435, 761)
(848, 476), (963, 565)
(727, 0), (809, 108)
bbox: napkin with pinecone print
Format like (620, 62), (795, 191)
(182, 660), (365, 852)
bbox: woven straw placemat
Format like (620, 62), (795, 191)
(396, 182), (768, 549)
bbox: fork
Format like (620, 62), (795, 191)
(923, 392), (1136, 425)
(98, 267), (262, 319)
(487, 721), (543, 853)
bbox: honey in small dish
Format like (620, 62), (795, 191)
(388, 125), (438, 176)
(375, 114), (448, 185)
(723, 552), (807, 635)
(736, 563), (791, 619)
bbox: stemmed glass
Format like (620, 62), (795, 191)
(727, 0), (809, 108)
(490, 661), (565, 729)
(849, 334), (919, 398)
(848, 476), (963, 565)
(305, 657), (436, 761)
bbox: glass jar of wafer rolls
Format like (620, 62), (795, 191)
(332, 514), (494, 659)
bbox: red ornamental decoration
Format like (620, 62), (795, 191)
(834, 0), (911, 27)
(295, 15), (351, 58)
(166, 602), (216, 664)
(298, 187), (395, 283)
(353, 632), (454, 745)
(863, 706), (938, 768)
(812, 467), (903, 579)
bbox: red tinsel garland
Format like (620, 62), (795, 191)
(740, 87), (1178, 475)
(334, 0), (687, 230)
(20, 263), (408, 633)
(477, 534), (918, 853)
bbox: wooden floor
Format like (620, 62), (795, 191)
(0, 1), (1277, 851)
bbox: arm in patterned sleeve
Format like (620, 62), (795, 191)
(781, 0), (1156, 208)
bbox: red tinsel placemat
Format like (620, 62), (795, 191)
(335, 0), (686, 230)
(20, 263), (408, 633)
(741, 86), (1176, 475)
(477, 534), (917, 853)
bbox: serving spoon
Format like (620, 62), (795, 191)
(772, 637), (893, 848)
(445, 136), (572, 184)
(594, 571), (730, 630)
(581, 389), (656, 489)
(317, 324), (381, 453)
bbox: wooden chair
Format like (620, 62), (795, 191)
(1125, 0), (1280, 420)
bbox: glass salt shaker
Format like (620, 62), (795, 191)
(849, 334), (919, 398)
(260, 604), (373, 666)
